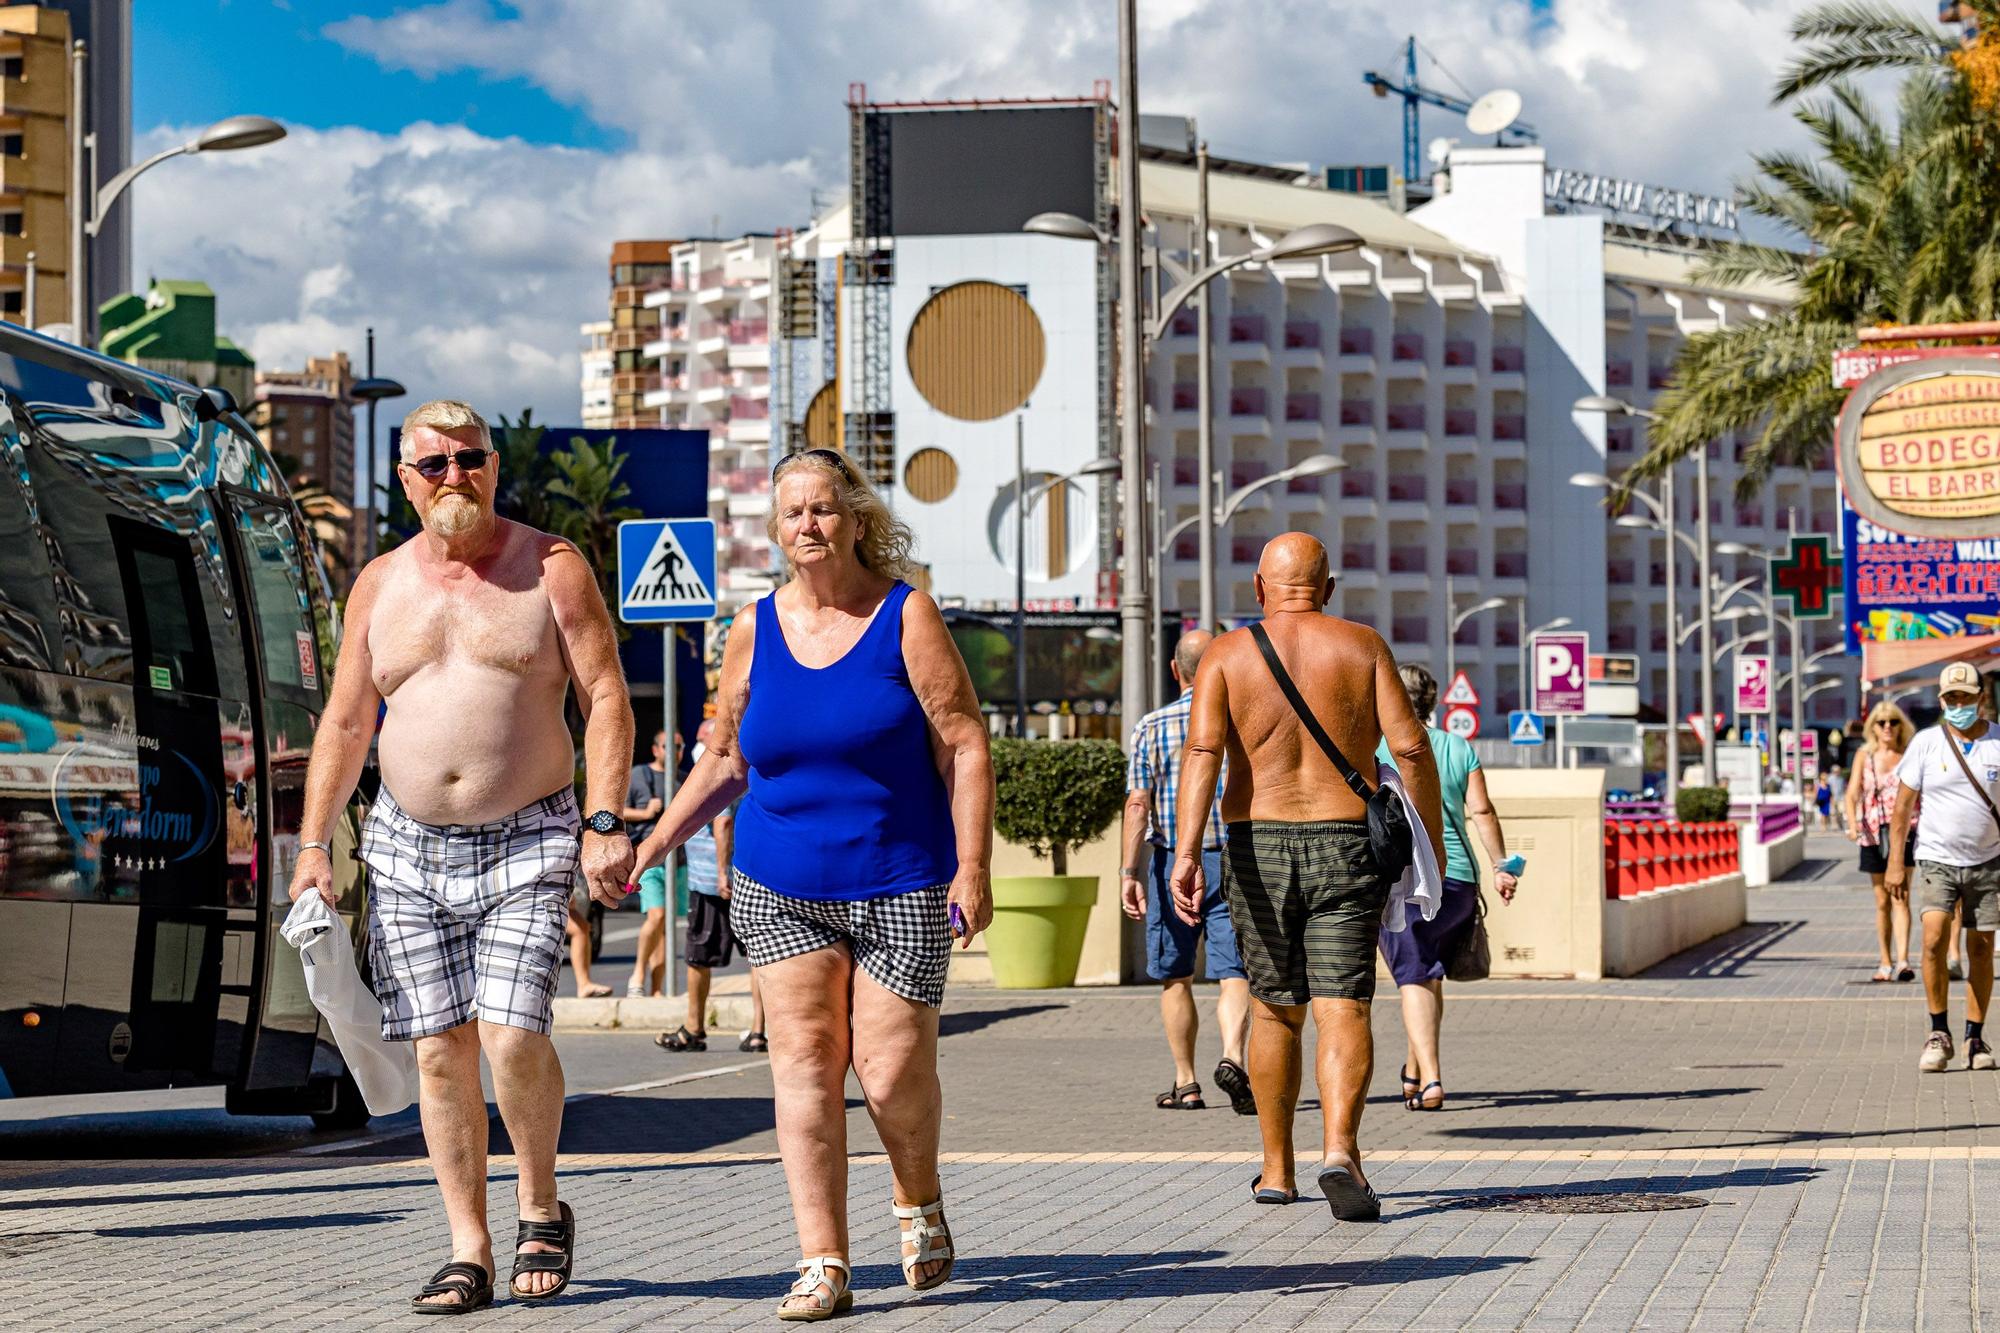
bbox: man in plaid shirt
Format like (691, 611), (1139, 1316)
(1120, 630), (1252, 1116)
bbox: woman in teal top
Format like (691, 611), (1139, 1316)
(1375, 665), (1520, 1110)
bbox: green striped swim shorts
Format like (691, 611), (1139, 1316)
(1221, 819), (1390, 1005)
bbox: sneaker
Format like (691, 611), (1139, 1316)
(1970, 1038), (1996, 1071)
(1922, 1031), (1955, 1072)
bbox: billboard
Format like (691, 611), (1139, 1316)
(1841, 497), (2000, 653)
(1835, 357), (2000, 538)
(869, 104), (1102, 238)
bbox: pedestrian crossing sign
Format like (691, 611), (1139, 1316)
(1508, 710), (1547, 746)
(617, 518), (717, 623)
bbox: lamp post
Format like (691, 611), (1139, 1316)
(351, 328), (406, 576)
(1444, 580), (1508, 695)
(68, 106), (286, 345)
(1012, 447), (1121, 736)
(1026, 198), (1362, 728)
(1573, 467), (1684, 799)
(1575, 394), (1715, 785)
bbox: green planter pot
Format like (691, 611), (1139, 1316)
(986, 876), (1099, 989)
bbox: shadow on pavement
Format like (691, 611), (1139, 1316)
(1637, 921), (1805, 979)
(1385, 1165), (1822, 1222)
(319, 1094), (849, 1158)
(1439, 1123), (1665, 1140)
(939, 1004), (1069, 1038)
(1368, 1086), (1759, 1110)
(93, 1210), (411, 1237)
(556, 1251), (1534, 1307)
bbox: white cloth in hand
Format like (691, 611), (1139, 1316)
(280, 893), (417, 1117)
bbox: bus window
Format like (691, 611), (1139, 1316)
(110, 517), (218, 698)
(232, 501), (322, 702)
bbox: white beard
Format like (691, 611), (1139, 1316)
(425, 493), (482, 537)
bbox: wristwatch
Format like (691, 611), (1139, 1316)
(584, 809), (624, 836)
(1121, 866), (1144, 879)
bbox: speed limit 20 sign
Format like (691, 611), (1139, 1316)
(1442, 705), (1479, 740)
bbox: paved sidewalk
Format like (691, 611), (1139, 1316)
(8, 832), (2000, 1329)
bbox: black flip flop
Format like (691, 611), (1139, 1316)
(1155, 1081), (1204, 1110)
(1317, 1164), (1381, 1222)
(656, 1026), (707, 1052)
(1213, 1059), (1257, 1116)
(510, 1200), (575, 1302)
(412, 1260), (493, 1315)
(1250, 1173), (1297, 1204)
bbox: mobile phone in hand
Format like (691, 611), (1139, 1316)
(948, 903), (967, 938)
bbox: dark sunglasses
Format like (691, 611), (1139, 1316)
(1874, 719), (1896, 728)
(775, 447), (854, 482)
(406, 447), (491, 480)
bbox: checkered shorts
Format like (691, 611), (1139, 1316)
(729, 869), (953, 1008)
(360, 786), (581, 1041)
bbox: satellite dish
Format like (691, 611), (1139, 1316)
(1426, 136), (1458, 166)
(1465, 88), (1522, 138)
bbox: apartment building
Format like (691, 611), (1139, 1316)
(765, 101), (1855, 736)
(98, 277), (254, 404)
(636, 235), (777, 607)
(0, 5), (72, 325)
(606, 240), (675, 429)
(250, 351), (356, 499)
(578, 318), (612, 429)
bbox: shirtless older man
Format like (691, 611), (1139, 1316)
(291, 399), (635, 1311)
(1171, 533), (1442, 1221)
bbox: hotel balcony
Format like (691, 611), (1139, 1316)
(1491, 344), (1525, 375)
(1227, 314), (1270, 363)
(1340, 470), (1377, 499)
(1445, 547), (1479, 576)
(1493, 413), (1526, 441)
(1607, 559), (1636, 585)
(1386, 474), (1426, 503)
(1392, 616), (1428, 646)
(1339, 398), (1374, 428)
(1388, 545), (1429, 574)
(1173, 457), (1199, 486)
(1443, 338), (1477, 368)
(1607, 357), (1633, 388)
(1444, 478), (1478, 507)
(1493, 482), (1527, 510)
(1229, 459), (1270, 489)
(1228, 386), (1269, 418)
(1388, 332), (1427, 379)
(1230, 536), (1263, 564)
(1171, 381), (1198, 414)
(1283, 391), (1321, 423)
(1285, 471), (1325, 495)
(1385, 403), (1426, 433)
(1606, 625), (1638, 651)
(1337, 327), (1376, 373)
(1164, 308), (1198, 342)
(1340, 543), (1376, 571)
(1444, 407), (1478, 438)
(1280, 321), (1323, 367)
(1493, 551), (1528, 578)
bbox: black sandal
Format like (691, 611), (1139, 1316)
(1155, 1081), (1204, 1109)
(1250, 1173), (1297, 1204)
(510, 1200), (575, 1302)
(1399, 1065), (1421, 1107)
(1214, 1059), (1256, 1116)
(1407, 1081), (1444, 1112)
(739, 1031), (769, 1052)
(655, 1026), (707, 1052)
(411, 1260), (493, 1315)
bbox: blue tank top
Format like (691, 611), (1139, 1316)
(733, 581), (958, 901)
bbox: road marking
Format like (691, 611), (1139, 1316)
(293, 1058), (770, 1157)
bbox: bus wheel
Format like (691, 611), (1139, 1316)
(311, 1072), (372, 1131)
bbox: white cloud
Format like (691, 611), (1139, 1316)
(130, 0), (1840, 438)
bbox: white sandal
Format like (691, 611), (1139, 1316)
(894, 1198), (955, 1292)
(777, 1256), (852, 1322)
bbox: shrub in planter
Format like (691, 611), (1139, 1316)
(986, 738), (1128, 988)
(1674, 785), (1731, 824)
(991, 738), (1128, 874)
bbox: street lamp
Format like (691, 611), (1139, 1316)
(352, 336), (406, 575)
(1445, 587), (1508, 694)
(1576, 393), (1716, 786)
(1007, 441), (1120, 737)
(1573, 468), (1684, 799)
(68, 98), (287, 343)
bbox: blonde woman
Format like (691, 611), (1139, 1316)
(1847, 702), (1920, 982)
(631, 448), (994, 1320)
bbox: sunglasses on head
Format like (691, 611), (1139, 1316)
(776, 448), (854, 482)
(406, 447), (491, 480)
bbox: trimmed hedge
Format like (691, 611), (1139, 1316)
(991, 738), (1128, 875)
(1674, 785), (1732, 823)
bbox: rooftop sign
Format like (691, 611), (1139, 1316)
(1543, 168), (1739, 233)
(1836, 356), (2000, 538)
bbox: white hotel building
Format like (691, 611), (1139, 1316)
(598, 117), (1855, 737)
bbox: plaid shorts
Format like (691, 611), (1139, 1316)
(729, 868), (952, 1008)
(360, 786), (581, 1041)
(1223, 819), (1389, 1006)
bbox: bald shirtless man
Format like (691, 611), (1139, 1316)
(290, 400), (635, 1312)
(1171, 533), (1442, 1222)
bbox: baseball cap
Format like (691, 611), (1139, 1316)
(1939, 661), (1982, 694)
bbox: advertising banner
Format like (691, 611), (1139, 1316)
(1842, 496), (2000, 653)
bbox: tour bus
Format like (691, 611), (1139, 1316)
(0, 324), (372, 1127)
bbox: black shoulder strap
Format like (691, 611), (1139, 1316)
(1248, 621), (1375, 802)
(1943, 725), (2000, 839)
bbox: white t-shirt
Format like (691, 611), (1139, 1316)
(1896, 725), (2000, 866)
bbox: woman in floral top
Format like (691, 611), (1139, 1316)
(1846, 703), (1920, 982)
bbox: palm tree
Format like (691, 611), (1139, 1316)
(546, 434), (642, 616)
(1630, 1), (2000, 496)
(494, 407), (557, 530)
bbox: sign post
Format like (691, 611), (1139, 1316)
(617, 517), (719, 1001)
(1531, 631), (1588, 768)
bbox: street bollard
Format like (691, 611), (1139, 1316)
(1603, 821), (1622, 900)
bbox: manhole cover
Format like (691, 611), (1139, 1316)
(1451, 1191), (1709, 1214)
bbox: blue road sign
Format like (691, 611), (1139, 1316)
(1508, 710), (1547, 746)
(618, 518), (717, 623)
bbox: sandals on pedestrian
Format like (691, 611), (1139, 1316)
(1870, 965), (1894, 983)
(777, 1256), (853, 1322)
(625, 979), (646, 997)
(894, 1197), (955, 1292)
(1155, 1081), (1204, 1110)
(1317, 1162), (1382, 1222)
(578, 982), (613, 998)
(1899, 961), (1918, 983)
(740, 1031), (770, 1052)
(509, 1200), (575, 1302)
(1405, 1081), (1444, 1112)
(1213, 1059), (1256, 1116)
(411, 1260), (493, 1315)
(1399, 1065), (1421, 1103)
(656, 1026), (707, 1052)
(1250, 1173), (1297, 1204)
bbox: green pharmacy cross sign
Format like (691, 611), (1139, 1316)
(1771, 534), (1841, 620)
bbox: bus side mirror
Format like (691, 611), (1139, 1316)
(193, 386), (239, 422)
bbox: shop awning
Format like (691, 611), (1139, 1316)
(1864, 633), (2000, 686)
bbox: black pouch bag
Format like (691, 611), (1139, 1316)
(1248, 623), (1414, 882)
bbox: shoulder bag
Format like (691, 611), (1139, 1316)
(1445, 886), (1491, 982)
(1248, 622), (1414, 881)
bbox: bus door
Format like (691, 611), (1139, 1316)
(216, 486), (345, 1093)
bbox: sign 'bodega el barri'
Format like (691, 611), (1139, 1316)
(1838, 356), (2000, 538)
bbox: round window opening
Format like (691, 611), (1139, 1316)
(903, 448), (959, 504)
(907, 281), (1046, 421)
(986, 472), (1096, 581)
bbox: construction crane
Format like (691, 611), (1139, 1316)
(1363, 36), (1538, 184)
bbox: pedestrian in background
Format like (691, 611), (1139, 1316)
(656, 781), (769, 1052)
(631, 449), (993, 1318)
(626, 730), (682, 997)
(1172, 533), (1443, 1221)
(1120, 629), (1252, 1116)
(1376, 664), (1518, 1112)
(1847, 702), (1918, 983)
(1887, 663), (2000, 1072)
(1815, 773), (1835, 830)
